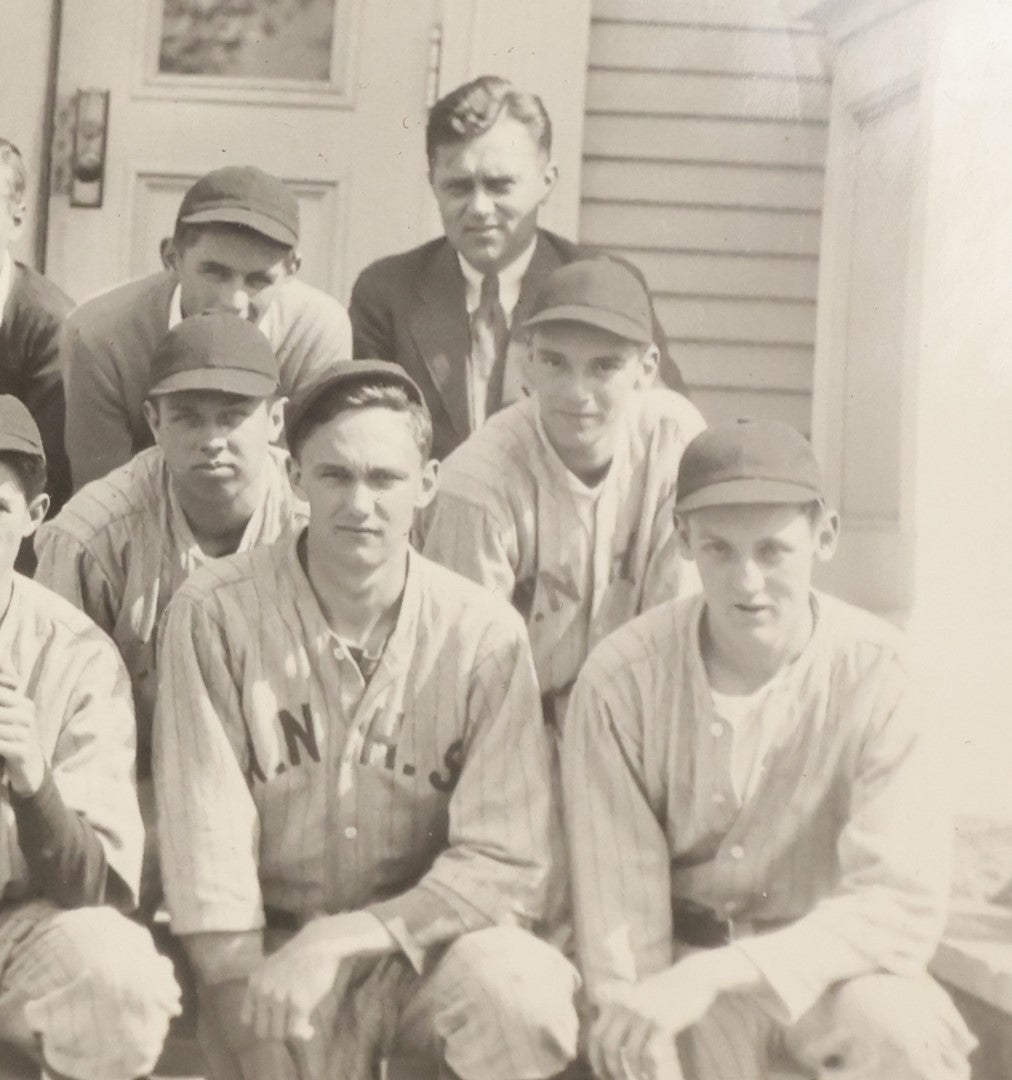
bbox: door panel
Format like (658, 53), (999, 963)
(47, 0), (438, 304)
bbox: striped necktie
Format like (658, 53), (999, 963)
(470, 272), (509, 426)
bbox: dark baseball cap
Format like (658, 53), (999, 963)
(0, 396), (44, 462)
(285, 360), (426, 451)
(149, 314), (279, 398)
(176, 166), (299, 248)
(523, 258), (653, 345)
(675, 420), (824, 513)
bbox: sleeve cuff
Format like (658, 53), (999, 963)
(367, 885), (476, 974)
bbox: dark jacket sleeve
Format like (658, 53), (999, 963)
(349, 265), (396, 361)
(11, 767), (110, 908)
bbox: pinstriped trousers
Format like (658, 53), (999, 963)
(677, 972), (975, 1080)
(199, 926), (581, 1080)
(0, 899), (180, 1080)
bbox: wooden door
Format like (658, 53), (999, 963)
(46, 0), (439, 303)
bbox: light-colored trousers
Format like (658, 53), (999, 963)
(200, 925), (581, 1080)
(678, 971), (975, 1080)
(0, 899), (181, 1080)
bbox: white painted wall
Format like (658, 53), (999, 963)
(0, 1), (56, 269)
(908, 0), (1012, 819)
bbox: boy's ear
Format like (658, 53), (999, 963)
(673, 511), (695, 560)
(637, 343), (660, 388)
(267, 397), (287, 443)
(162, 238), (179, 273)
(286, 452), (306, 500)
(23, 493), (49, 538)
(283, 250), (302, 276)
(814, 508), (841, 563)
(415, 458), (439, 512)
(8, 200), (25, 240)
(142, 399), (161, 443)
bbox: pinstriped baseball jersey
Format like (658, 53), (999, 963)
(562, 591), (952, 1022)
(33, 445), (306, 773)
(420, 389), (705, 706)
(154, 539), (553, 962)
(0, 576), (143, 903)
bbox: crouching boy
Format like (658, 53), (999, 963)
(562, 420), (975, 1079)
(0, 396), (179, 1078)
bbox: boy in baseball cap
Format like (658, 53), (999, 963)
(153, 360), (579, 1079)
(423, 257), (705, 729)
(562, 420), (974, 1079)
(421, 257), (704, 949)
(36, 313), (307, 910)
(62, 164), (352, 491)
(0, 396), (180, 1077)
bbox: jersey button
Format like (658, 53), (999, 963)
(343, 826), (358, 840)
(711, 792), (727, 806)
(729, 844), (745, 861)
(709, 722), (724, 737)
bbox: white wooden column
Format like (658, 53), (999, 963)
(788, 0), (935, 619)
(794, 0), (1012, 818)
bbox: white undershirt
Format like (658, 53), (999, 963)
(710, 670), (787, 802)
(458, 238), (537, 326)
(0, 252), (14, 331)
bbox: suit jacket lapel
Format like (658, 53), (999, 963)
(511, 232), (566, 336)
(408, 242), (471, 441)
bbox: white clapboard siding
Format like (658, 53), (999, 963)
(587, 24), (829, 78)
(592, 0), (817, 29)
(586, 70), (831, 122)
(580, 1), (829, 428)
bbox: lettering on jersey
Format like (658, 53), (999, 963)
(245, 724), (267, 785)
(429, 738), (464, 793)
(609, 528), (638, 583)
(279, 705), (321, 769)
(360, 710), (405, 770)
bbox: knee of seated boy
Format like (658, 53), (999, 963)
(25, 906), (181, 1080)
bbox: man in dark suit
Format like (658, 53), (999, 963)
(350, 75), (685, 459)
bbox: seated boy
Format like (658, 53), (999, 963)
(561, 420), (976, 1079)
(0, 395), (179, 1078)
(61, 164), (351, 489)
(421, 258), (705, 725)
(154, 362), (578, 1080)
(35, 313), (306, 906)
(0, 139), (73, 519)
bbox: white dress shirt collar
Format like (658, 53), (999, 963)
(458, 238), (538, 324)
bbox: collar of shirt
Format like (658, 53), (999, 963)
(458, 238), (538, 324)
(0, 252), (14, 331)
(288, 532), (423, 682)
(168, 282), (183, 330)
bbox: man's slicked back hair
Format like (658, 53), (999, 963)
(426, 75), (552, 166)
(0, 140), (27, 210)
(290, 380), (433, 463)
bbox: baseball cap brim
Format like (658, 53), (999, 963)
(0, 432), (45, 458)
(524, 304), (653, 345)
(149, 367), (278, 398)
(675, 478), (823, 513)
(178, 207), (297, 248)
